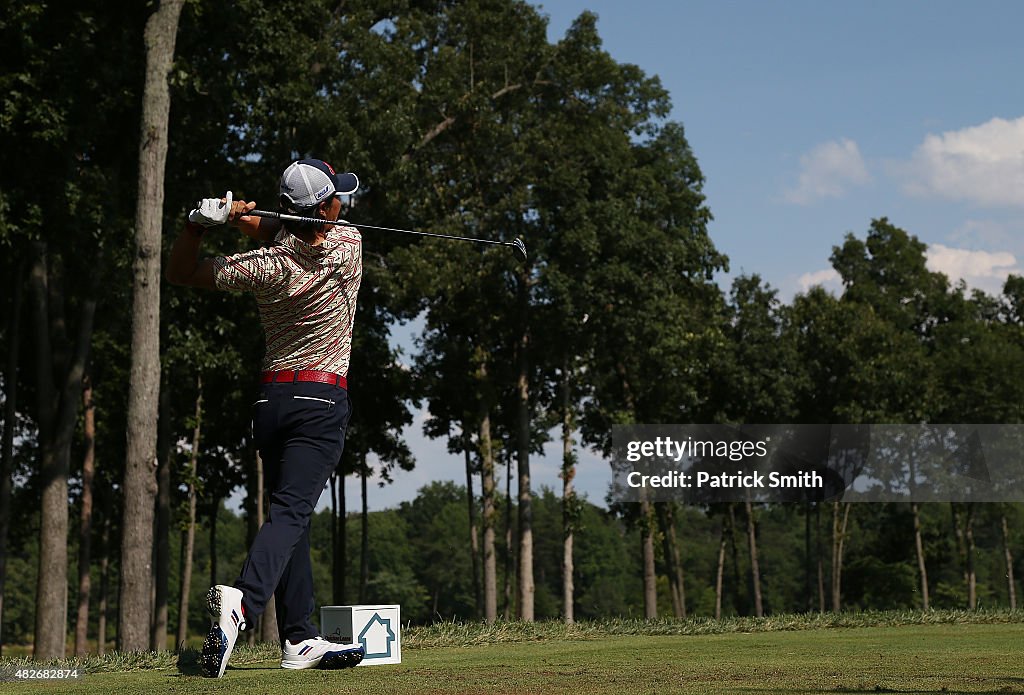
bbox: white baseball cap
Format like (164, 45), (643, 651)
(279, 159), (359, 212)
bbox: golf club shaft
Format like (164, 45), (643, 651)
(246, 209), (512, 249)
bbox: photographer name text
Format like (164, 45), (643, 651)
(626, 470), (823, 489)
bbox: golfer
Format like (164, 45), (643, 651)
(166, 159), (366, 678)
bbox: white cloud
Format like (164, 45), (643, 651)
(926, 244), (1021, 295)
(796, 268), (841, 292)
(785, 138), (871, 205)
(899, 116), (1024, 207)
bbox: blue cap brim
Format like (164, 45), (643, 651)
(333, 172), (359, 195)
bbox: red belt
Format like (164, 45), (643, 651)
(261, 370), (348, 389)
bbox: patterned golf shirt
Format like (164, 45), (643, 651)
(212, 222), (362, 376)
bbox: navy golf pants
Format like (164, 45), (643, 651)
(234, 380), (350, 645)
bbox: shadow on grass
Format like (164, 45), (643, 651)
(175, 648), (202, 676)
(174, 646), (279, 677)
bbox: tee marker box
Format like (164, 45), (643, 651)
(320, 604), (401, 665)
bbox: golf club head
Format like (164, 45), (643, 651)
(511, 237), (528, 263)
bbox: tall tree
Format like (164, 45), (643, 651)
(786, 287), (859, 609)
(479, 368), (499, 623)
(932, 286), (1024, 609)
(29, 246), (98, 659)
(175, 375), (202, 649)
(560, 362), (580, 623)
(96, 520), (112, 655)
(74, 372), (97, 655)
(830, 219), (951, 611)
(1, 0), (136, 658)
(385, 6), (727, 622)
(150, 379), (172, 651)
(639, 496), (657, 618)
(1001, 510), (1017, 610)
(260, 452), (279, 643)
(710, 275), (798, 617)
(656, 502), (686, 618)
(119, 0), (184, 652)
(514, 265), (536, 621)
(744, 498), (763, 617)
(998, 275), (1024, 608)
(463, 430), (482, 616)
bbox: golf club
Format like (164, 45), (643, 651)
(245, 209), (528, 262)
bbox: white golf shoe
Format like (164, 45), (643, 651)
(281, 636), (365, 670)
(200, 585), (247, 678)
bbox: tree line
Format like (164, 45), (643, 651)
(2, 0), (1023, 659)
(4, 481), (1020, 647)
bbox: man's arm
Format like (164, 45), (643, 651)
(165, 222), (217, 289)
(229, 200), (282, 243)
(166, 195), (285, 289)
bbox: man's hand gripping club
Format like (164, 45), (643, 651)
(186, 190), (274, 241)
(189, 191), (234, 227)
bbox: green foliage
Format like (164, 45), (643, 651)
(0, 551), (37, 645)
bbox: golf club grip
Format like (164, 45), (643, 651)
(246, 209), (309, 223)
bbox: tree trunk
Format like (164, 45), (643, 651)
(744, 498), (763, 617)
(503, 453), (514, 620)
(911, 502), (930, 611)
(727, 504), (742, 615)
(208, 497), (219, 587)
(804, 501), (812, 613)
(243, 446), (258, 645)
(478, 363), (498, 624)
(151, 379), (171, 651)
(262, 596), (278, 645)
(115, 561), (122, 648)
(952, 503), (967, 597)
(714, 520), (727, 620)
(464, 433), (481, 617)
(331, 472), (339, 603)
(336, 467), (346, 605)
(0, 261), (25, 657)
(964, 503), (976, 610)
(640, 497), (657, 619)
(951, 503), (977, 610)
(816, 502), (825, 614)
(560, 364), (576, 624)
(656, 502), (686, 619)
(1001, 511), (1017, 610)
(175, 378), (202, 649)
(97, 520), (110, 656)
(515, 279), (534, 621)
(671, 513), (687, 618)
(614, 361), (657, 619)
(258, 452), (278, 643)
(74, 373), (96, 656)
(30, 247), (98, 660)
(830, 501), (851, 612)
(359, 462), (369, 603)
(120, 0), (184, 653)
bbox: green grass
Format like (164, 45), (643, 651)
(2, 611), (1023, 693)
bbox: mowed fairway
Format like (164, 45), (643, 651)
(4, 623), (1021, 694)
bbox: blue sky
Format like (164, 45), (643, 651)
(539, 0), (1024, 298)
(317, 0), (1024, 513)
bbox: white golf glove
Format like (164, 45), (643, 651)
(188, 190), (233, 227)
